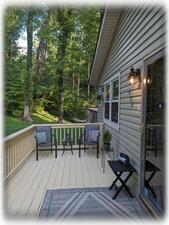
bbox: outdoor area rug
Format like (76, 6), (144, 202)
(39, 187), (149, 220)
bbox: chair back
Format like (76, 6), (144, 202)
(84, 124), (99, 144)
(36, 126), (52, 143)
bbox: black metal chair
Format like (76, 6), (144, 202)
(78, 124), (100, 158)
(35, 126), (57, 161)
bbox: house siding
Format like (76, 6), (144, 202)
(97, 7), (166, 194)
(97, 86), (104, 122)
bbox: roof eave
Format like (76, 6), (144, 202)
(89, 7), (122, 87)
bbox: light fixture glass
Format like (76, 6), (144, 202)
(128, 66), (140, 85)
(143, 76), (152, 85)
(147, 76), (152, 84)
(129, 76), (134, 85)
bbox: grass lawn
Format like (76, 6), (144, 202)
(4, 116), (30, 136)
(4, 111), (58, 136)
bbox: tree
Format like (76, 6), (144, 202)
(4, 8), (26, 117)
(35, 9), (51, 77)
(4, 7), (100, 123)
(55, 8), (73, 123)
(62, 8), (100, 120)
(23, 9), (33, 122)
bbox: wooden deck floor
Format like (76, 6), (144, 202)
(5, 149), (115, 218)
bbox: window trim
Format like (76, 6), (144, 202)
(103, 73), (120, 130)
(104, 84), (110, 119)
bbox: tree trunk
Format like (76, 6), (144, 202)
(87, 62), (90, 100)
(23, 10), (33, 123)
(23, 99), (33, 123)
(77, 76), (80, 97)
(36, 10), (51, 78)
(77, 57), (81, 98)
(57, 71), (64, 123)
(56, 9), (73, 123)
(73, 73), (75, 92)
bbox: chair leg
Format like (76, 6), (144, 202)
(51, 145), (52, 153)
(55, 144), (57, 158)
(71, 144), (73, 155)
(97, 144), (99, 158)
(36, 146), (38, 161)
(84, 144), (86, 152)
(62, 145), (65, 156)
(79, 144), (81, 157)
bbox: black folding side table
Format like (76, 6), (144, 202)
(108, 160), (136, 199)
(145, 160), (160, 198)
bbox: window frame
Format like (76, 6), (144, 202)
(103, 73), (120, 130)
(104, 84), (110, 120)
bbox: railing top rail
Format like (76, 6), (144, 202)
(4, 122), (104, 142)
(4, 124), (35, 142)
(33, 123), (104, 128)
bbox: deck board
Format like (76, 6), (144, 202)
(9, 152), (51, 216)
(5, 149), (115, 218)
(6, 153), (45, 208)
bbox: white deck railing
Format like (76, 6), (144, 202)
(4, 125), (36, 180)
(4, 123), (104, 181)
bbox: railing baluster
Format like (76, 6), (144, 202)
(72, 128), (75, 145)
(7, 145), (10, 176)
(61, 128), (63, 147)
(75, 128), (77, 146)
(58, 128), (60, 146)
(63, 128), (65, 141)
(56, 128), (58, 146)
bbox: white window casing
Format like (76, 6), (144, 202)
(103, 72), (120, 130)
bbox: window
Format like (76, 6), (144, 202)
(104, 74), (120, 129)
(111, 79), (119, 123)
(104, 85), (110, 119)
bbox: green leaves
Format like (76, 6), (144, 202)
(4, 7), (100, 122)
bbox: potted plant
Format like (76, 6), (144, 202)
(103, 130), (112, 151)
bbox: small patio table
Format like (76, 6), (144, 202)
(62, 133), (73, 156)
(145, 160), (160, 198)
(108, 160), (136, 199)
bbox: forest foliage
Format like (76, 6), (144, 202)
(4, 7), (100, 122)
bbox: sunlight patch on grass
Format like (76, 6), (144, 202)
(32, 111), (57, 123)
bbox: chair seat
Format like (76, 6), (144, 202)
(62, 140), (73, 144)
(84, 141), (97, 145)
(38, 141), (55, 146)
(78, 140), (97, 145)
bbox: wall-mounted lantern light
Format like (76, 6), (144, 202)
(143, 75), (152, 85)
(128, 66), (141, 85)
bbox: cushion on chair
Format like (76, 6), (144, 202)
(36, 132), (47, 144)
(88, 130), (98, 144)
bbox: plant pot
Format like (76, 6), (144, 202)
(104, 143), (110, 151)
